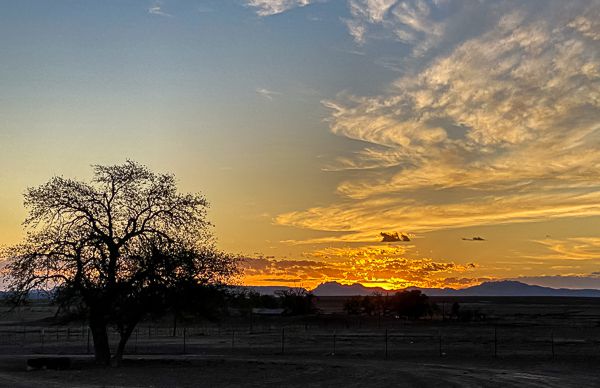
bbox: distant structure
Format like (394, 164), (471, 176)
(462, 236), (485, 241)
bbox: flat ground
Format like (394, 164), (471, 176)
(1, 297), (600, 387)
(1, 354), (599, 388)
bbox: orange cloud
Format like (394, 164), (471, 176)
(241, 245), (480, 290)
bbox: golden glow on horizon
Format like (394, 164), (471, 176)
(240, 245), (486, 290)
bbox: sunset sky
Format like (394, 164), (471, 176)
(1, 0), (599, 290)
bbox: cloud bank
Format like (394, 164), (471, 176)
(242, 245), (478, 289)
(276, 0), (600, 243)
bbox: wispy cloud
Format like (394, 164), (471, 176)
(246, 0), (314, 16)
(148, 2), (172, 17)
(533, 237), (600, 261)
(346, 0), (447, 54)
(277, 190), (600, 244)
(256, 87), (282, 100)
(276, 1), (600, 244)
(344, 18), (367, 44)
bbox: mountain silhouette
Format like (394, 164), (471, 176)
(234, 285), (306, 295)
(311, 280), (600, 297)
(311, 282), (390, 296)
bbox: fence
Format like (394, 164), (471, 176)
(1, 323), (600, 360)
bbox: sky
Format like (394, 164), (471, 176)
(1, 0), (599, 290)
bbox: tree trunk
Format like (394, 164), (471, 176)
(114, 324), (136, 365)
(115, 321), (137, 366)
(172, 312), (177, 337)
(89, 320), (111, 365)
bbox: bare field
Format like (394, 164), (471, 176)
(1, 354), (599, 388)
(1, 297), (600, 387)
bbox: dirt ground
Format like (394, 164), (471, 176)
(1, 354), (599, 388)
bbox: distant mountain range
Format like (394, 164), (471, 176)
(311, 282), (388, 296)
(7, 281), (600, 299)
(311, 281), (600, 297)
(0, 289), (54, 300)
(234, 285), (306, 295)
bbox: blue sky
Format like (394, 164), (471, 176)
(1, 0), (599, 289)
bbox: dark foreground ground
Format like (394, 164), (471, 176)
(2, 297), (600, 387)
(1, 354), (599, 388)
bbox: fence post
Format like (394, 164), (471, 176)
(183, 328), (187, 354)
(385, 329), (388, 360)
(333, 330), (336, 355)
(135, 328), (138, 354)
(494, 327), (497, 358)
(281, 327), (285, 354)
(87, 328), (90, 354)
(551, 330), (555, 360)
(56, 327), (59, 341)
(41, 329), (45, 353)
(438, 331), (442, 357)
(231, 330), (235, 350)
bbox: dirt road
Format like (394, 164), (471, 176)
(0, 354), (596, 387)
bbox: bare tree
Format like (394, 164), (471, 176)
(3, 161), (238, 365)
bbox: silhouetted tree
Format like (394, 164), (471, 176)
(371, 292), (390, 316)
(361, 295), (376, 316)
(3, 161), (238, 365)
(157, 281), (229, 337)
(455, 306), (484, 322)
(343, 296), (363, 315)
(224, 289), (258, 316)
(276, 289), (317, 315)
(450, 302), (461, 320)
(427, 302), (440, 320)
(225, 288), (315, 316)
(390, 290), (430, 320)
(223, 289), (279, 316)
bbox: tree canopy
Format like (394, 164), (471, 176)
(3, 161), (238, 364)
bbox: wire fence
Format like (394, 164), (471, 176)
(2, 323), (600, 360)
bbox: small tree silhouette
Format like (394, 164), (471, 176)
(343, 295), (363, 315)
(276, 288), (317, 315)
(390, 290), (430, 320)
(451, 302), (461, 321)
